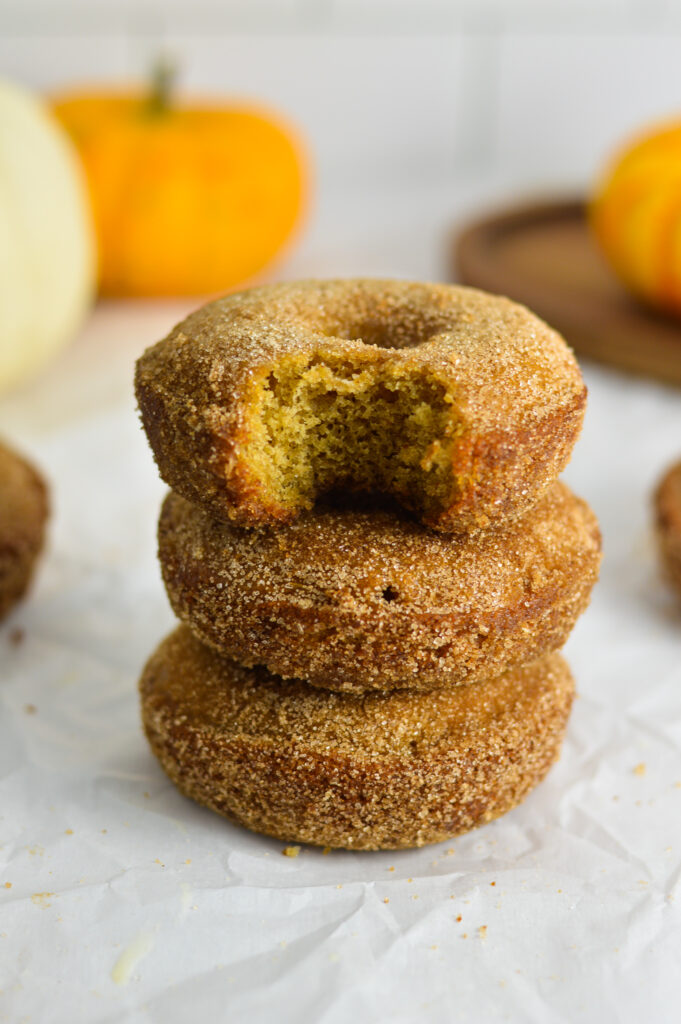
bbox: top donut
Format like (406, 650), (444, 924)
(135, 279), (586, 532)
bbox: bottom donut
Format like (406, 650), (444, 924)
(139, 627), (575, 851)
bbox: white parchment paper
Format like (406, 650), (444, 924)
(1, 299), (681, 1024)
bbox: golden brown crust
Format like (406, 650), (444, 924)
(158, 481), (601, 692)
(654, 459), (681, 595)
(136, 279), (586, 532)
(139, 628), (575, 850)
(0, 441), (48, 622)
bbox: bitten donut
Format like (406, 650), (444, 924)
(0, 441), (48, 622)
(136, 279), (586, 533)
(140, 627), (575, 850)
(654, 459), (681, 595)
(158, 481), (601, 693)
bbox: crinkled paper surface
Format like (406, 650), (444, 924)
(1, 300), (681, 1024)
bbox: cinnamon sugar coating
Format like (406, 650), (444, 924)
(158, 481), (601, 692)
(140, 627), (575, 850)
(654, 459), (681, 595)
(0, 441), (48, 622)
(136, 279), (586, 533)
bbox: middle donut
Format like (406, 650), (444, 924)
(158, 481), (601, 693)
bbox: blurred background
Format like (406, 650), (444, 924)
(4, 0), (681, 285)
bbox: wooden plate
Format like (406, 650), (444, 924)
(453, 198), (681, 387)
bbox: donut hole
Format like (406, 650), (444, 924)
(382, 586), (399, 603)
(316, 295), (455, 350)
(326, 317), (447, 350)
(249, 355), (462, 519)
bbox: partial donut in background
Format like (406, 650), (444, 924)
(0, 441), (49, 622)
(654, 459), (681, 597)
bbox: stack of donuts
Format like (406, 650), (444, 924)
(135, 279), (601, 851)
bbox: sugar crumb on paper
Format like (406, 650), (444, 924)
(31, 892), (55, 908)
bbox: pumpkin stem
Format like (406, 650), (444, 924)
(148, 54), (176, 116)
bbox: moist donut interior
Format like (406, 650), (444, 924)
(248, 355), (462, 517)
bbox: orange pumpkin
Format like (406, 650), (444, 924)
(52, 66), (307, 297)
(591, 122), (681, 316)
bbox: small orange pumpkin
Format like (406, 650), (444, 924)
(52, 64), (307, 297)
(591, 121), (681, 316)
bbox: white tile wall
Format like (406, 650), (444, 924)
(498, 32), (681, 190)
(2, 0), (681, 243)
(0, 0), (667, 34)
(166, 34), (468, 183)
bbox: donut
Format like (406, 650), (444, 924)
(158, 481), (601, 693)
(654, 459), (681, 596)
(136, 279), (586, 533)
(0, 441), (48, 622)
(140, 627), (575, 850)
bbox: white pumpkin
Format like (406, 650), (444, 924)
(0, 79), (94, 394)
